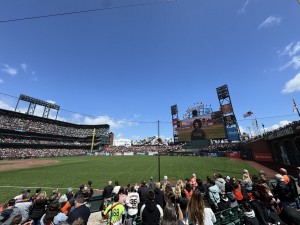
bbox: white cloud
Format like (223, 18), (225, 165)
(279, 56), (300, 71)
(282, 73), (300, 93)
(1, 64), (18, 76)
(83, 115), (138, 128)
(46, 100), (56, 104)
(238, 0), (249, 14)
(239, 126), (246, 134)
(21, 63), (27, 72)
(71, 113), (83, 122)
(0, 100), (14, 110)
(258, 16), (281, 29)
(0, 79), (3, 84)
(280, 42), (300, 57)
(269, 120), (291, 131)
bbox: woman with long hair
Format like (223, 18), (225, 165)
(187, 189), (216, 225)
(161, 203), (184, 225)
(29, 191), (48, 225)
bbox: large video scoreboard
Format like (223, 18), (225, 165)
(176, 111), (226, 142)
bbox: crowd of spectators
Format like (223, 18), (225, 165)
(0, 181), (94, 225)
(263, 120), (300, 138)
(102, 145), (183, 155)
(0, 148), (88, 160)
(200, 143), (241, 152)
(0, 110), (109, 138)
(0, 137), (92, 147)
(0, 109), (110, 160)
(1, 167), (300, 225)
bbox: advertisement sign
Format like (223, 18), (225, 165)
(216, 85), (229, 99)
(254, 153), (273, 162)
(226, 127), (239, 141)
(224, 115), (236, 126)
(221, 103), (233, 114)
(200, 152), (227, 157)
(226, 151), (241, 158)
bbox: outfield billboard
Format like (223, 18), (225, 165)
(177, 111), (226, 142)
(226, 127), (239, 141)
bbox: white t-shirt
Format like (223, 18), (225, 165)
(188, 207), (216, 225)
(112, 186), (121, 195)
(203, 208), (216, 225)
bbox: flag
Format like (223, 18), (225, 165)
(243, 111), (253, 118)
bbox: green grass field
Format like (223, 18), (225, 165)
(0, 156), (258, 204)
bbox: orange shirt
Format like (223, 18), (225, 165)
(283, 175), (289, 184)
(61, 201), (71, 215)
(233, 184), (243, 201)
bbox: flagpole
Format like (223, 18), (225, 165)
(293, 99), (300, 117)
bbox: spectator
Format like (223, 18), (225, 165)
(15, 192), (32, 223)
(161, 203), (183, 225)
(140, 190), (163, 225)
(30, 188), (42, 203)
(279, 168), (290, 184)
(273, 174), (296, 209)
(190, 173), (197, 190)
(138, 181), (149, 211)
(126, 186), (140, 220)
(87, 180), (94, 199)
(102, 181), (113, 210)
(112, 181), (121, 195)
(67, 195), (90, 225)
(153, 182), (164, 209)
(74, 185), (84, 198)
(178, 190), (188, 223)
(102, 194), (124, 225)
(214, 173), (225, 193)
(61, 188), (74, 215)
(249, 191), (269, 225)
(10, 215), (22, 225)
(40, 201), (68, 225)
(187, 189), (216, 225)
(1, 200), (21, 225)
(183, 182), (193, 202)
(242, 202), (259, 225)
(207, 179), (220, 212)
(29, 191), (48, 225)
(148, 177), (155, 190)
(0, 199), (16, 224)
(14, 188), (30, 203)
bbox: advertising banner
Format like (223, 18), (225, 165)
(253, 153), (273, 162)
(221, 103), (233, 114)
(226, 151), (240, 158)
(200, 152), (227, 157)
(226, 127), (239, 141)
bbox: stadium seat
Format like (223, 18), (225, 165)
(238, 204), (244, 219)
(213, 211), (221, 225)
(230, 206), (239, 221)
(220, 208), (233, 225)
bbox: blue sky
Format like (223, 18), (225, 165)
(1, 0), (300, 144)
